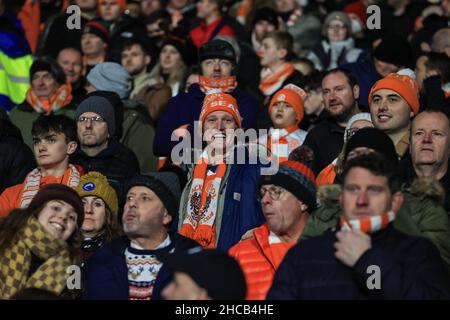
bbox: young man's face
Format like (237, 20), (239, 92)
(257, 37), (285, 68)
(77, 111), (109, 148)
(99, 0), (123, 21)
(121, 44), (150, 76)
(122, 186), (172, 238)
(81, 33), (107, 56)
(411, 112), (450, 169)
(259, 184), (306, 236)
(33, 131), (77, 169)
(369, 89), (413, 135)
(196, 0), (217, 19)
(270, 101), (297, 128)
(339, 166), (402, 220)
(253, 20), (276, 42)
(57, 49), (83, 84)
(162, 272), (208, 300)
(38, 200), (78, 241)
(322, 72), (359, 121)
(201, 58), (233, 79)
(31, 71), (59, 99)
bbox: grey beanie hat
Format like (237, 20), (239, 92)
(86, 62), (132, 100)
(125, 172), (181, 218)
(322, 11), (352, 37)
(75, 96), (116, 137)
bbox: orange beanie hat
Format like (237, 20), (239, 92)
(269, 84), (306, 124)
(199, 93), (242, 128)
(98, 0), (127, 10)
(368, 73), (420, 115)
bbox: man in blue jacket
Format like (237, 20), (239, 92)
(268, 152), (450, 299)
(153, 38), (258, 159)
(84, 172), (198, 300)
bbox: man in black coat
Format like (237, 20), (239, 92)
(268, 152), (450, 299)
(70, 95), (140, 209)
(302, 68), (361, 174)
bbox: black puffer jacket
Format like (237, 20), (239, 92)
(268, 226), (450, 300)
(0, 117), (35, 193)
(70, 139), (140, 211)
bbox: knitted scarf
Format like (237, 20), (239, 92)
(340, 210), (397, 234)
(285, 7), (303, 27)
(266, 125), (306, 163)
(0, 217), (72, 299)
(179, 153), (227, 248)
(26, 83), (73, 114)
(259, 63), (295, 96)
(20, 164), (81, 209)
(199, 76), (237, 94)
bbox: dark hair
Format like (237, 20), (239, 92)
(180, 64), (201, 93)
(263, 31), (294, 61)
(342, 152), (401, 194)
(31, 114), (78, 144)
(0, 206), (81, 263)
(323, 68), (358, 88)
(425, 52), (450, 84)
(300, 70), (324, 92)
(102, 206), (123, 242)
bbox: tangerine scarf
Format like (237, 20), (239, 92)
(266, 125), (305, 163)
(259, 63), (295, 97)
(340, 210), (397, 234)
(26, 83), (73, 114)
(179, 153), (227, 248)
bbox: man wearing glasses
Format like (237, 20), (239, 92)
(229, 160), (317, 300)
(71, 95), (140, 210)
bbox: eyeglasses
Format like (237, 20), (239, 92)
(77, 116), (105, 124)
(327, 24), (346, 30)
(258, 186), (285, 201)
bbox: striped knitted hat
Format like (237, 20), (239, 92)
(259, 160), (317, 211)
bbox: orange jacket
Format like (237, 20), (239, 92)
(229, 224), (295, 300)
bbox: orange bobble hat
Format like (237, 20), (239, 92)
(269, 84), (307, 125)
(98, 0), (128, 10)
(368, 70), (420, 115)
(199, 93), (242, 128)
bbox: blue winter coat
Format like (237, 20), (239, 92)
(84, 233), (199, 300)
(268, 226), (450, 300)
(153, 83), (259, 157)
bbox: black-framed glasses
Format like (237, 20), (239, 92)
(77, 116), (105, 124)
(258, 186), (285, 201)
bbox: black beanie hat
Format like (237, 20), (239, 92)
(30, 57), (66, 85)
(344, 127), (399, 166)
(161, 36), (188, 64)
(373, 35), (412, 68)
(252, 7), (279, 29)
(125, 172), (181, 218)
(29, 184), (84, 228)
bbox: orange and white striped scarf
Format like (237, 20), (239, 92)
(259, 63), (295, 96)
(179, 153), (227, 248)
(340, 210), (397, 234)
(199, 76), (237, 94)
(20, 164), (81, 208)
(265, 125), (306, 163)
(26, 84), (73, 114)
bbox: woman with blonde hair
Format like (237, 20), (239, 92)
(148, 37), (188, 97)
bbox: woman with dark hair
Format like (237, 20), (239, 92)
(76, 172), (121, 262)
(0, 184), (83, 299)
